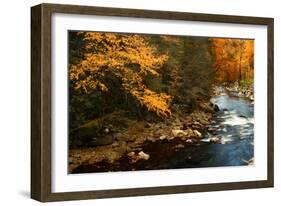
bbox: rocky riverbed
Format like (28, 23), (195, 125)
(69, 107), (214, 173)
(69, 84), (254, 173)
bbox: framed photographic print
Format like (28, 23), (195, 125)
(31, 3), (274, 202)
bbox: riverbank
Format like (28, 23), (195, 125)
(69, 102), (215, 173)
(217, 81), (254, 101)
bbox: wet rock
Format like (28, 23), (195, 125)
(171, 129), (187, 137)
(210, 102), (220, 112)
(159, 135), (167, 140)
(147, 136), (156, 142)
(127, 151), (135, 157)
(193, 121), (203, 127)
(175, 144), (185, 149)
(111, 141), (119, 147)
(242, 157), (254, 165)
(186, 128), (194, 136)
(167, 135), (176, 141)
(210, 136), (221, 143)
(104, 128), (110, 133)
(213, 104), (220, 112)
(186, 139), (193, 143)
(238, 115), (247, 118)
(200, 119), (209, 125)
(193, 130), (202, 138)
(128, 151), (150, 163)
(248, 158), (254, 165)
(191, 124), (201, 130)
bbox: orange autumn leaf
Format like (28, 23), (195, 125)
(210, 38), (254, 84)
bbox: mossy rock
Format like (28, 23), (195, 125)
(70, 111), (133, 148)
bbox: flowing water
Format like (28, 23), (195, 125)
(141, 87), (255, 169)
(197, 87), (254, 167)
(164, 87), (254, 168)
(144, 86), (255, 169)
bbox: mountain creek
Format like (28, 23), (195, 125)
(70, 85), (254, 173)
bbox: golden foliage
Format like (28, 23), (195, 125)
(69, 32), (171, 117)
(131, 89), (171, 117)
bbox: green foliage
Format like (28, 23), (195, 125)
(149, 36), (214, 111)
(178, 37), (214, 105)
(240, 79), (254, 87)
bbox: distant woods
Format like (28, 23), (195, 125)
(68, 31), (254, 130)
(211, 38), (254, 85)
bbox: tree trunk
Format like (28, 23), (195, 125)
(239, 54), (242, 85)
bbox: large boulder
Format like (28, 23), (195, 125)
(70, 111), (130, 148)
(210, 102), (220, 112)
(89, 135), (114, 147)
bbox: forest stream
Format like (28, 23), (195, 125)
(72, 86), (254, 173)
